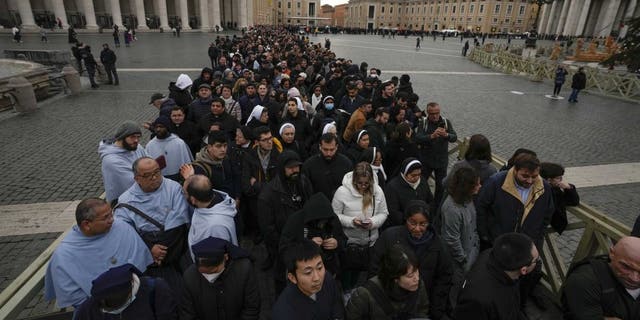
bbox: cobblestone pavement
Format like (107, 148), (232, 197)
(1, 32), (638, 318)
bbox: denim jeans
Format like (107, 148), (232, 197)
(569, 88), (580, 101)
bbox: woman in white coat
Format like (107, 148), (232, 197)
(332, 162), (389, 291)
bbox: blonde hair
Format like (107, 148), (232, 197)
(352, 162), (374, 213)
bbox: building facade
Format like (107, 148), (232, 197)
(271, 0), (319, 26)
(537, 0), (639, 38)
(344, 0), (539, 33)
(0, 0), (254, 31)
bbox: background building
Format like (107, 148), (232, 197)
(342, 0), (638, 37)
(271, 0), (319, 26)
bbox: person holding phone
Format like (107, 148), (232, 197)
(332, 162), (389, 292)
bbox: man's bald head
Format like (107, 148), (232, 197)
(185, 175), (213, 203)
(610, 236), (640, 289)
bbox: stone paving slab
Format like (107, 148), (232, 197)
(0, 201), (77, 236)
(0, 233), (60, 292)
(564, 163), (640, 188)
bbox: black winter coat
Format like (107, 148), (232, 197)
(180, 258), (260, 320)
(168, 82), (193, 109)
(383, 175), (433, 230)
(453, 250), (527, 320)
(414, 116), (457, 169)
(241, 147), (279, 198)
(272, 274), (345, 320)
(549, 184), (579, 234)
(302, 153), (353, 201)
(280, 193), (347, 276)
(171, 120), (200, 156)
(370, 226), (453, 320)
(571, 71), (587, 90)
(197, 112), (240, 142)
(383, 139), (420, 178)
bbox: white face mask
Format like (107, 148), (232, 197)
(201, 269), (224, 283)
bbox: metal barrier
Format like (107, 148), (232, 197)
(0, 140), (631, 318)
(468, 48), (640, 103)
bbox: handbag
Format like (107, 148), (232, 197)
(114, 203), (188, 265)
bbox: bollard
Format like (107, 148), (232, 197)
(62, 65), (82, 94)
(7, 77), (37, 114)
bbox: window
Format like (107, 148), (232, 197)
(479, 4), (484, 13)
(287, 2), (291, 9)
(507, 4), (512, 14)
(519, 5), (525, 15)
(505, 18), (510, 23)
(452, 5), (456, 13)
(493, 18), (497, 22)
(391, 6), (393, 13)
(494, 4), (500, 14)
(369, 5), (375, 18)
(382, 6), (385, 13)
(445, 5), (448, 13)
(278, 2), (281, 8)
(297, 2), (300, 9)
(461, 5), (464, 13)
(309, 3), (315, 16)
(470, 4), (474, 13)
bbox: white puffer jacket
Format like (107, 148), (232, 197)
(332, 171), (389, 246)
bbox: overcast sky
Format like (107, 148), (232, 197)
(321, 0), (348, 6)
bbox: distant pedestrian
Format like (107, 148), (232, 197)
(442, 34), (446, 41)
(416, 37), (421, 49)
(462, 41), (470, 56)
(553, 65), (568, 97)
(57, 17), (62, 29)
(112, 25), (120, 47)
(176, 22), (181, 37)
(433, 33), (436, 41)
(100, 44), (119, 85)
(40, 26), (48, 42)
(68, 25), (77, 44)
(12, 26), (22, 43)
(80, 43), (99, 89)
(568, 67), (586, 103)
(124, 28), (132, 47)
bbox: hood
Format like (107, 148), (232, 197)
(277, 150), (301, 178)
(340, 170), (378, 197)
(194, 190), (236, 218)
(98, 140), (131, 159)
(200, 67), (213, 79)
(154, 133), (179, 142)
(175, 74), (193, 90)
(301, 193), (336, 223)
(195, 146), (221, 165)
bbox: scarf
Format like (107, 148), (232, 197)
(401, 173), (421, 190)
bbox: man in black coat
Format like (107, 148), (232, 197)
(75, 264), (178, 319)
(453, 233), (537, 320)
(100, 43), (118, 85)
(180, 237), (260, 320)
(568, 67), (587, 103)
(414, 102), (457, 206)
(197, 97), (240, 142)
(280, 193), (347, 282)
(362, 107), (389, 149)
(302, 133), (353, 201)
(272, 239), (345, 320)
(258, 151), (313, 275)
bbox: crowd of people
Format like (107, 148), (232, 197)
(43, 25), (640, 320)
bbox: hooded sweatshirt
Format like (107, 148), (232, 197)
(98, 140), (147, 203)
(168, 74), (193, 108)
(188, 190), (238, 259)
(331, 171), (389, 246)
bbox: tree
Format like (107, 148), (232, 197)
(602, 16), (640, 73)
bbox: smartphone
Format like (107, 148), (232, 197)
(361, 218), (372, 226)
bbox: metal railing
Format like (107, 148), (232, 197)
(0, 140), (631, 318)
(468, 48), (640, 103)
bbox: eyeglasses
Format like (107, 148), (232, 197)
(138, 169), (161, 180)
(355, 181), (370, 187)
(407, 220), (428, 228)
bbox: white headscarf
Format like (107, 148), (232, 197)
(279, 122), (295, 137)
(246, 105), (265, 125)
(369, 147), (387, 181)
(294, 97), (304, 111)
(175, 74), (193, 90)
(322, 122), (337, 135)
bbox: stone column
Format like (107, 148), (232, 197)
(199, 0), (210, 31)
(237, 0), (247, 28)
(247, 0), (253, 27)
(555, 0), (571, 35)
(544, 0), (559, 34)
(596, 0), (622, 37)
(81, 0), (99, 30)
(211, 0), (221, 30)
(16, 0), (38, 30)
(109, 0), (123, 28)
(538, 3), (549, 33)
(154, 0), (170, 29)
(50, 0), (69, 28)
(134, 0), (148, 30)
(179, 0), (191, 30)
(619, 0), (637, 38)
(224, 0), (232, 28)
(563, 0), (581, 36)
(575, 0), (592, 36)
